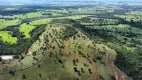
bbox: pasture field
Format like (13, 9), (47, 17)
(131, 11), (142, 16)
(3, 8), (19, 11)
(46, 9), (69, 13)
(115, 14), (142, 22)
(79, 17), (120, 25)
(86, 24), (131, 31)
(0, 31), (17, 44)
(1, 12), (43, 19)
(19, 23), (36, 38)
(0, 19), (20, 30)
(57, 15), (89, 20)
(68, 7), (115, 15)
(30, 18), (51, 26)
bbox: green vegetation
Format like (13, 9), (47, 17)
(0, 2), (142, 80)
(0, 31), (17, 44)
(0, 19), (20, 30)
(115, 14), (142, 22)
(0, 19), (119, 80)
(19, 23), (36, 38)
(131, 11), (142, 16)
(78, 14), (142, 80)
(68, 7), (114, 15)
(11, 12), (43, 19)
(30, 18), (51, 26)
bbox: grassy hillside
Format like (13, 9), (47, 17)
(0, 19), (130, 80)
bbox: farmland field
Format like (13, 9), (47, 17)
(0, 31), (17, 44)
(19, 23), (36, 38)
(0, 19), (20, 30)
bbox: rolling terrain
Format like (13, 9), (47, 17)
(0, 2), (142, 80)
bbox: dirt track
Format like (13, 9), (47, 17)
(0, 52), (45, 76)
(103, 47), (120, 80)
(90, 53), (98, 80)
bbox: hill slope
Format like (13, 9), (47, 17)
(0, 19), (130, 80)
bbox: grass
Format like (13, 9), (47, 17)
(0, 19), (126, 80)
(57, 15), (89, 20)
(86, 24), (131, 32)
(30, 18), (51, 26)
(131, 11), (142, 16)
(4, 8), (18, 10)
(1, 12), (43, 19)
(19, 23), (36, 38)
(80, 17), (119, 25)
(68, 7), (114, 15)
(115, 14), (142, 22)
(0, 5), (139, 80)
(13, 12), (43, 19)
(0, 19), (20, 30)
(0, 26), (47, 75)
(46, 9), (68, 13)
(0, 31), (17, 44)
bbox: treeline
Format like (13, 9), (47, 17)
(114, 46), (142, 80)
(0, 8), (37, 16)
(82, 14), (142, 29)
(0, 24), (47, 55)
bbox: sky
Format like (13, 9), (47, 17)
(0, 0), (141, 3)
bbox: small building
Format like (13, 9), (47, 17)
(0, 55), (14, 60)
